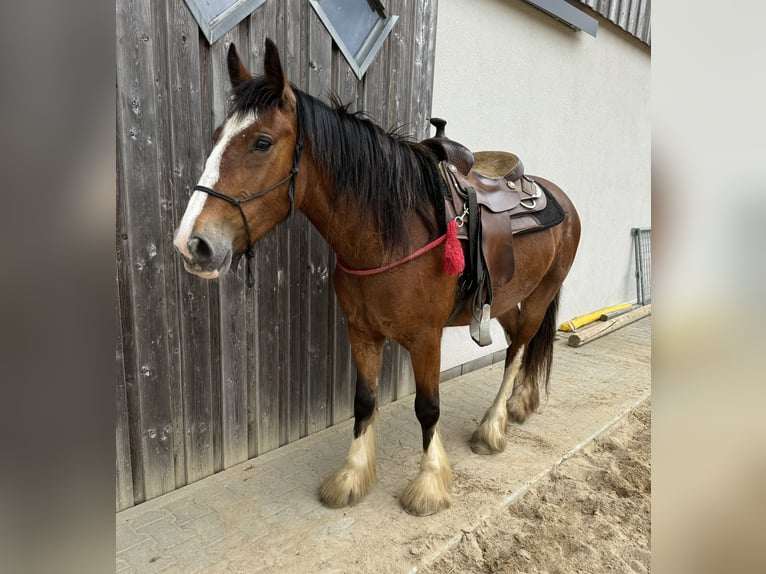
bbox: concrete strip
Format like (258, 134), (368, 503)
(117, 317), (651, 574)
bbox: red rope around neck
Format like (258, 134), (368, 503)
(336, 220), (464, 277)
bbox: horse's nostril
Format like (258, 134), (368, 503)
(187, 235), (214, 264)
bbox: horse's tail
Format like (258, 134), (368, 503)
(522, 289), (560, 396)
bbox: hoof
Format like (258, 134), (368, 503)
(319, 466), (375, 508)
(470, 409), (508, 455)
(400, 471), (452, 516)
(319, 424), (377, 508)
(470, 430), (507, 455)
(400, 432), (453, 516)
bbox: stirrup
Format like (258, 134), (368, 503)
(470, 302), (492, 346)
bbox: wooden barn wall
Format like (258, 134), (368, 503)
(116, 0), (439, 510)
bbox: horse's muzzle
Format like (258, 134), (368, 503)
(175, 233), (231, 279)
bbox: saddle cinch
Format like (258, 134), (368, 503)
(422, 118), (552, 346)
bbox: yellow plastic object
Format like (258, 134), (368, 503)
(558, 303), (632, 332)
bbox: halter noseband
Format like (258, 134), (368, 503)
(193, 108), (303, 289)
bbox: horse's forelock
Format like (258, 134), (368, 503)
(230, 76), (287, 117)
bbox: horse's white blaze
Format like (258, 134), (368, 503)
(173, 112), (258, 258)
(173, 190), (208, 259)
(197, 112), (258, 188)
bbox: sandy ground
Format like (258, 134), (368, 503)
(422, 400), (651, 574)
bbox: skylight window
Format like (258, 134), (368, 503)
(184, 0), (269, 44)
(309, 0), (398, 79)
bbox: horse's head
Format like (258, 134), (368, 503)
(173, 39), (301, 282)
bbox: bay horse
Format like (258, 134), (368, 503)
(173, 40), (580, 516)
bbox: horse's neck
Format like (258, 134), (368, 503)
(298, 161), (429, 270)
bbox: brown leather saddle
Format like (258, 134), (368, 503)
(422, 118), (551, 346)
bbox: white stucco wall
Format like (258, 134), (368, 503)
(433, 0), (650, 371)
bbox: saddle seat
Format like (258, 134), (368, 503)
(422, 120), (546, 220)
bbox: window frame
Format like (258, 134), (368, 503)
(309, 0), (399, 79)
(522, 0), (598, 37)
(183, 0), (269, 44)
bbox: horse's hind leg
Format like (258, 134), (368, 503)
(400, 329), (453, 516)
(506, 287), (561, 424)
(319, 327), (384, 508)
(470, 307), (525, 455)
(471, 284), (561, 453)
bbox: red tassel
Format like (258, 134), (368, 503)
(443, 219), (465, 276)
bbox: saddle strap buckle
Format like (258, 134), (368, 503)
(454, 203), (469, 228)
(519, 179), (542, 209)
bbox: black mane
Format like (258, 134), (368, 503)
(230, 78), (446, 250)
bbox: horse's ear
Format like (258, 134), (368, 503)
(263, 38), (295, 105)
(227, 43), (252, 89)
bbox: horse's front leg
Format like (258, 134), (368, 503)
(319, 327), (384, 508)
(400, 330), (453, 516)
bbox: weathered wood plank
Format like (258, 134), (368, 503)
(386, 0), (413, 133)
(419, 0), (439, 140)
(410, 0), (437, 139)
(254, 230), (284, 453)
(116, 0), (176, 501)
(158, 0), (192, 489)
(116, 108), (146, 505)
(116, 296), (134, 511)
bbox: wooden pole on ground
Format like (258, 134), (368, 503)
(568, 305), (651, 347)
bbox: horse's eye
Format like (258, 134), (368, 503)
(253, 136), (272, 152)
